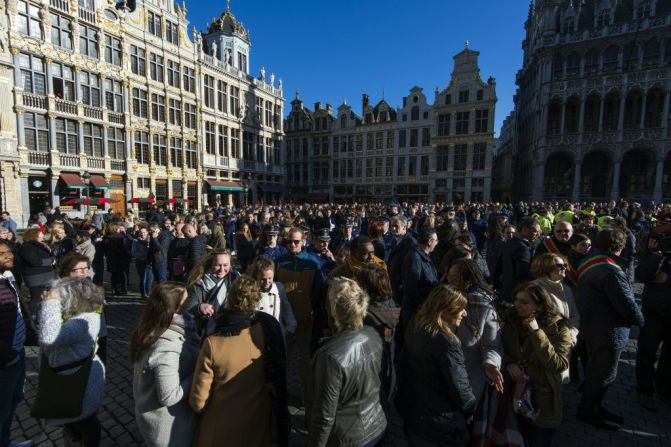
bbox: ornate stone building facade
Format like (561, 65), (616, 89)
(2, 0), (284, 226)
(509, 0), (671, 202)
(284, 46), (496, 203)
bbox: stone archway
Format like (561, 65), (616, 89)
(544, 152), (574, 199)
(619, 148), (655, 199)
(581, 151), (613, 200)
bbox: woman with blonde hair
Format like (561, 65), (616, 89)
(186, 249), (240, 336)
(207, 222), (227, 251)
(531, 253), (579, 346)
(247, 257), (296, 336)
(397, 284), (475, 447)
(190, 275), (288, 447)
(308, 277), (387, 447)
(50, 222), (75, 261)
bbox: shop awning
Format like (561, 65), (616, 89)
(89, 174), (111, 190)
(207, 180), (246, 192)
(60, 173), (86, 189)
(258, 183), (286, 193)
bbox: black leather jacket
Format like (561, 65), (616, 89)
(308, 326), (387, 447)
(398, 322), (476, 445)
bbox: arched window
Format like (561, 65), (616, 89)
(585, 49), (599, 75)
(566, 52), (581, 77)
(642, 38), (660, 67)
(602, 45), (619, 72)
(623, 42), (640, 70)
(552, 55), (564, 80)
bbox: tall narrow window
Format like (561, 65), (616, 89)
(19, 53), (46, 96)
(24, 113), (49, 152)
(52, 63), (75, 100)
(167, 60), (180, 88)
(149, 53), (164, 82)
(50, 14), (72, 49)
(130, 45), (146, 76)
(79, 72), (100, 107)
(152, 134), (167, 166)
(104, 35), (122, 66)
(135, 131), (150, 164)
(79, 25), (98, 58)
(17, 0), (41, 38)
(475, 109), (489, 133)
(105, 79), (123, 112)
(83, 123), (103, 157)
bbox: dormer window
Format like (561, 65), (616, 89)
(476, 89), (484, 100)
(379, 111), (387, 122)
(340, 115), (347, 128)
(597, 9), (610, 27)
(365, 113), (372, 124)
(458, 89), (469, 103)
(445, 94), (452, 105)
(636, 1), (652, 19)
(411, 106), (419, 121)
(563, 18), (574, 33)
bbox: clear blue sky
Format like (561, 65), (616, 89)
(187, 0), (530, 136)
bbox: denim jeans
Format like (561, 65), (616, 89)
(0, 351), (25, 447)
(636, 311), (671, 396)
(135, 261), (154, 296)
(578, 342), (623, 417)
(152, 262), (168, 284)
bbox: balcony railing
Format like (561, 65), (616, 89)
(50, 0), (69, 12)
(218, 156), (230, 167)
(87, 156), (105, 169)
(55, 98), (77, 115)
(111, 160), (125, 171)
(83, 105), (103, 120)
(60, 154), (80, 168)
(78, 7), (96, 24)
(108, 112), (124, 125)
(22, 93), (47, 109)
(28, 151), (50, 166)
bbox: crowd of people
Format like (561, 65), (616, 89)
(1, 198), (670, 447)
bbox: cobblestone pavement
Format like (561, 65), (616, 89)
(10, 279), (671, 446)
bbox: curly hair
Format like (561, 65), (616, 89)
(224, 275), (261, 313)
(413, 284), (466, 340)
(327, 277), (369, 332)
(51, 277), (104, 316)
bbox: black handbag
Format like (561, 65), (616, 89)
(31, 349), (94, 419)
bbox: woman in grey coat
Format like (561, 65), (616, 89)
(447, 258), (504, 399)
(38, 277), (106, 446)
(131, 282), (200, 447)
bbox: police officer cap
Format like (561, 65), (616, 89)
(299, 225), (311, 234)
(264, 224), (279, 235)
(344, 218), (354, 227)
(440, 205), (455, 214)
(379, 215), (391, 223)
(316, 228), (331, 242)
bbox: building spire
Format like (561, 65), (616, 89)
(464, 40), (470, 49)
(295, 89), (300, 99)
(226, 0), (231, 13)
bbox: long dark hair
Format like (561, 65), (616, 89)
(449, 258), (494, 294)
(129, 282), (186, 362)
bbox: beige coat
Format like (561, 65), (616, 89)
(189, 322), (273, 447)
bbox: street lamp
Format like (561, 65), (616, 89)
(82, 171), (91, 217)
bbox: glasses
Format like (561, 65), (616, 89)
(554, 264), (567, 270)
(289, 240), (302, 245)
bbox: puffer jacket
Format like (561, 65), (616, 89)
(635, 251), (671, 318)
(576, 249), (644, 349)
(502, 309), (572, 428)
(308, 326), (386, 447)
(398, 321), (476, 446)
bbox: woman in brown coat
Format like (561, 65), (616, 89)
(189, 275), (288, 447)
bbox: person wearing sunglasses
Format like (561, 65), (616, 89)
(534, 221), (574, 260)
(274, 227), (326, 404)
(531, 253), (579, 347)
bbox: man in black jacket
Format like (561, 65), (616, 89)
(387, 215), (417, 305)
(401, 228), (439, 325)
(635, 238), (671, 411)
(500, 216), (541, 303)
(148, 223), (170, 284)
(183, 223), (207, 279)
(576, 229), (644, 430)
(0, 240), (33, 447)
